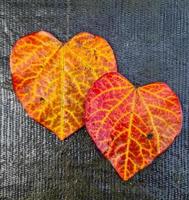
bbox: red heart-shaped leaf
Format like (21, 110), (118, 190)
(85, 72), (182, 180)
(10, 31), (117, 140)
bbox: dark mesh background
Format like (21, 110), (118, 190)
(0, 0), (189, 199)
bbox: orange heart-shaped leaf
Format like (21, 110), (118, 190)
(85, 72), (182, 181)
(10, 31), (117, 140)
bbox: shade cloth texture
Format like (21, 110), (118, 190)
(0, 0), (189, 199)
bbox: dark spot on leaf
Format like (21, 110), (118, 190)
(94, 50), (97, 60)
(39, 97), (45, 102)
(147, 133), (153, 140)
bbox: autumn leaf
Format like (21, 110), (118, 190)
(10, 31), (117, 140)
(85, 72), (182, 181)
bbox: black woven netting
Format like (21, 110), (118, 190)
(0, 0), (189, 199)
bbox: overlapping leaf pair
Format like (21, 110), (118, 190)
(10, 31), (182, 180)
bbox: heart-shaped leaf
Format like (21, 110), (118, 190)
(10, 31), (117, 140)
(85, 72), (182, 180)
